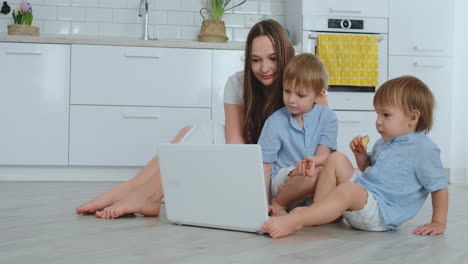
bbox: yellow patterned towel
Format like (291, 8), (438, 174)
(317, 34), (379, 87)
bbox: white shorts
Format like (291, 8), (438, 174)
(343, 173), (388, 232)
(179, 120), (226, 144)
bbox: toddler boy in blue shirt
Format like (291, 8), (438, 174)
(262, 75), (449, 238)
(257, 53), (338, 216)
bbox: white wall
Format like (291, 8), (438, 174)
(0, 0), (284, 41)
(451, 0), (468, 183)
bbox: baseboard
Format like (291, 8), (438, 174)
(0, 166), (142, 181)
(449, 168), (467, 184)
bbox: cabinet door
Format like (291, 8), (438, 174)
(0, 43), (70, 165)
(389, 0), (454, 56)
(71, 45), (212, 108)
(69, 105), (211, 166)
(211, 50), (244, 125)
(303, 0), (388, 18)
(335, 111), (380, 168)
(389, 55), (452, 167)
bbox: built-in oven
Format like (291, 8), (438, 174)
(301, 16), (388, 111)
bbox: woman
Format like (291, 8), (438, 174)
(76, 19), (323, 219)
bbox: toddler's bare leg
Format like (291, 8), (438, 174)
(313, 152), (354, 203)
(76, 126), (192, 215)
(270, 167), (321, 216)
(263, 182), (368, 238)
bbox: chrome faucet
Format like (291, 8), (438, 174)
(138, 0), (149, 40)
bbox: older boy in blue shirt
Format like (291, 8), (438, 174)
(258, 54), (338, 216)
(262, 75), (449, 238)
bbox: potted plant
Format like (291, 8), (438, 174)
(198, 0), (247, 43)
(7, 0), (39, 36)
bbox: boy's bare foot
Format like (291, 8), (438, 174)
(262, 214), (303, 238)
(270, 200), (288, 216)
(76, 183), (135, 215)
(95, 182), (162, 219)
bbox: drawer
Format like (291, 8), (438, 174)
(303, 0), (388, 18)
(69, 105), (211, 166)
(71, 45), (212, 107)
(335, 111), (380, 168)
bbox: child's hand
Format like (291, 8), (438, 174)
(296, 157), (316, 177)
(350, 136), (367, 155)
(412, 222), (446, 236)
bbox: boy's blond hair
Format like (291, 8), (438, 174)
(283, 53), (328, 95)
(374, 75), (434, 134)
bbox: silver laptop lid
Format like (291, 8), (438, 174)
(159, 144), (269, 233)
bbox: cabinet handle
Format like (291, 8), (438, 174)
(413, 61), (444, 69)
(413, 45), (444, 53)
(329, 8), (362, 14)
(6, 48), (44, 55)
(123, 112), (160, 119)
(124, 52), (160, 59)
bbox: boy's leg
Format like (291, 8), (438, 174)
(263, 182), (368, 238)
(313, 152), (355, 203)
(270, 167), (321, 216)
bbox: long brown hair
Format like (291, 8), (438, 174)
(242, 19), (295, 144)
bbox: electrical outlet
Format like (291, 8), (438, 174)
(244, 15), (263, 27)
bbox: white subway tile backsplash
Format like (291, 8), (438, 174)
(167, 11), (193, 26)
(44, 0), (72, 6)
(43, 20), (72, 35)
(99, 23), (126, 38)
(33, 5), (57, 20)
(113, 9), (142, 24)
(85, 8), (113, 22)
(71, 0), (98, 8)
(57, 6), (85, 21)
(71, 21), (99, 36)
(99, 0), (126, 9)
(179, 25), (199, 40)
(1, 0), (285, 40)
(154, 24), (180, 40)
(180, 0), (205, 12)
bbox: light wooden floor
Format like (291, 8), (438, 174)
(0, 181), (467, 264)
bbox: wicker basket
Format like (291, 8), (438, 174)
(7, 24), (40, 36)
(198, 8), (228, 43)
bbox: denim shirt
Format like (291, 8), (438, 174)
(354, 131), (448, 230)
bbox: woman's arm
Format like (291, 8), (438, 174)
(224, 103), (245, 144)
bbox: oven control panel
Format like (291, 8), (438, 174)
(328, 19), (364, 30)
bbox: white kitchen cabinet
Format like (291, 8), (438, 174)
(211, 49), (245, 125)
(302, 0), (388, 18)
(389, 56), (452, 167)
(71, 45), (212, 107)
(389, 0), (454, 57)
(0, 43), (70, 165)
(69, 105), (211, 166)
(335, 111), (380, 169)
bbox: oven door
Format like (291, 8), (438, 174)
(303, 31), (388, 111)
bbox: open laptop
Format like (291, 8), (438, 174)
(159, 143), (269, 234)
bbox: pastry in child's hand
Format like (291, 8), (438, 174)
(302, 160), (312, 169)
(355, 136), (370, 153)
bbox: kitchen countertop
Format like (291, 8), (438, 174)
(0, 35), (246, 50)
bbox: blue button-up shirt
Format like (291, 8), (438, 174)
(258, 105), (338, 180)
(354, 131), (448, 230)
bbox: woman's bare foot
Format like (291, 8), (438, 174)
(270, 200), (288, 216)
(76, 182), (136, 215)
(95, 179), (163, 219)
(262, 214), (303, 238)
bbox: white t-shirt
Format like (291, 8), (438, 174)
(223, 71), (244, 104)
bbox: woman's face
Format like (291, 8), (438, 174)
(250, 35), (277, 86)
